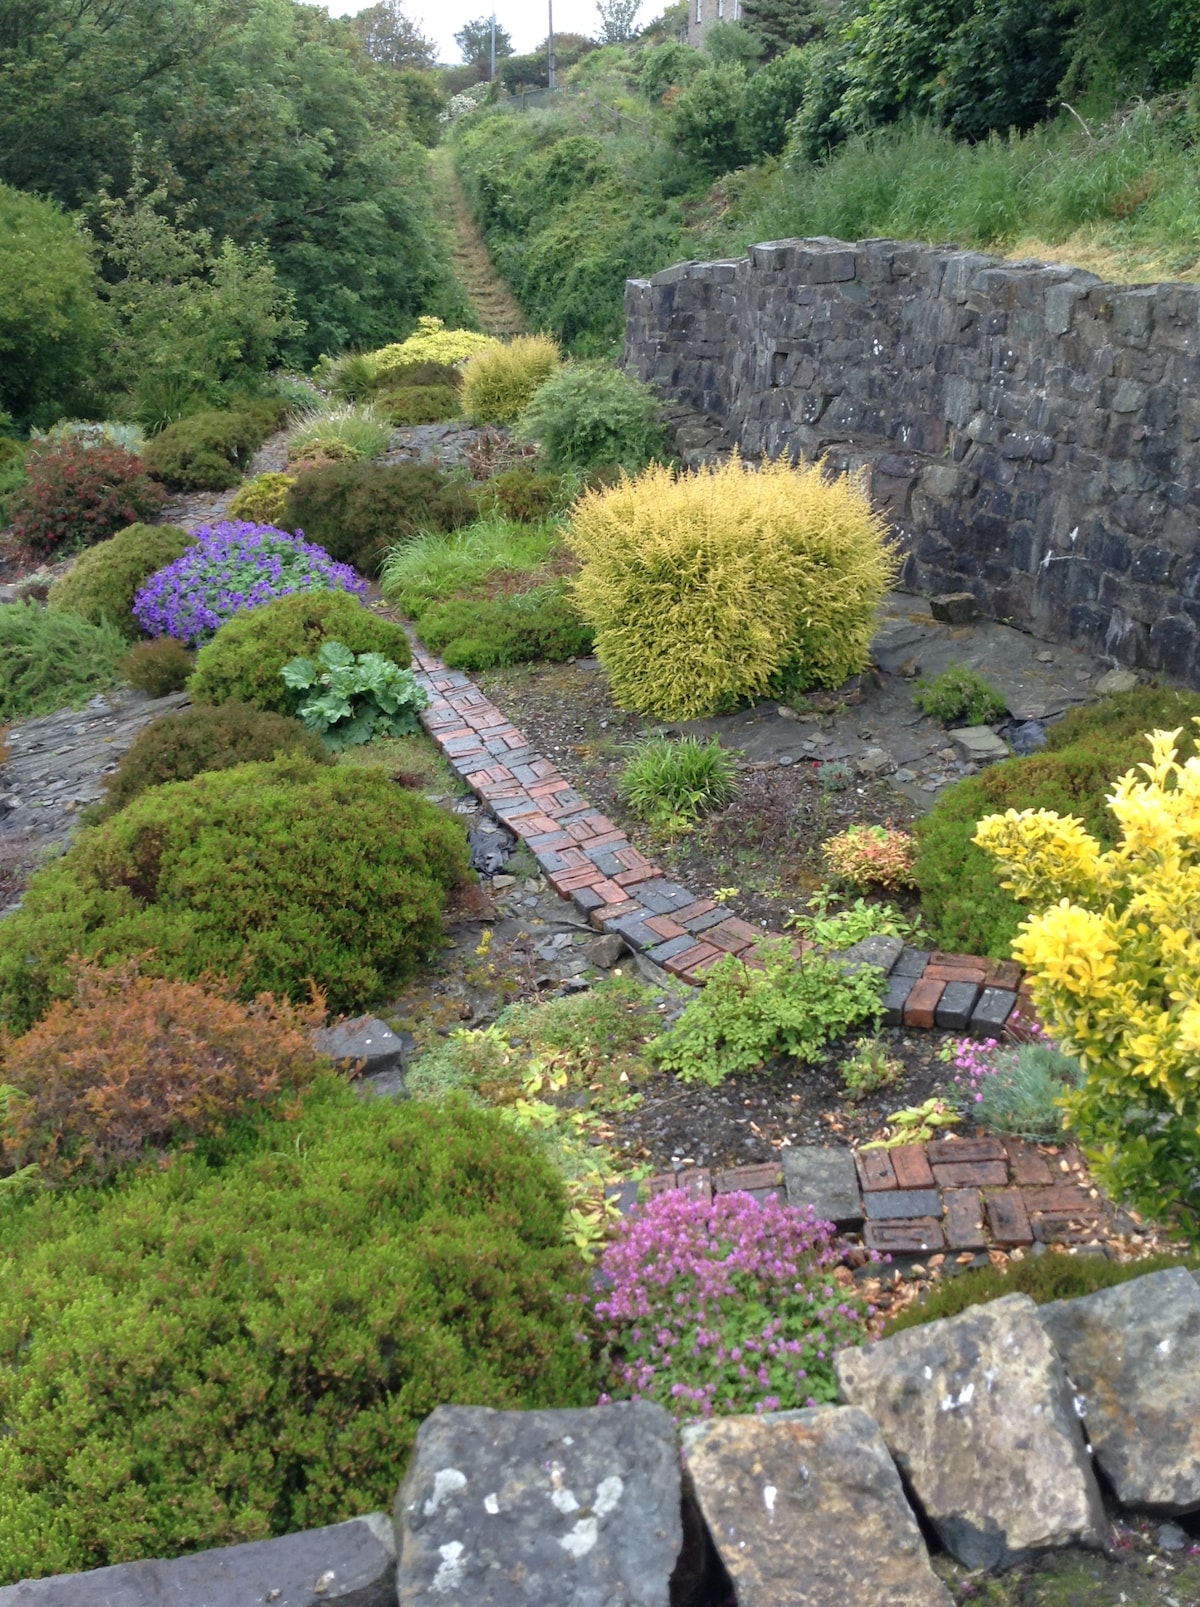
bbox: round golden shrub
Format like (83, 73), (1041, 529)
(462, 334), (561, 426)
(568, 454), (898, 719)
(228, 471), (297, 526)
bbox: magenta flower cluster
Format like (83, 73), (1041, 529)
(133, 521), (366, 646)
(944, 1012), (1046, 1103)
(593, 1189), (876, 1421)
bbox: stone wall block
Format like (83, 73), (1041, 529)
(834, 1293), (1107, 1571)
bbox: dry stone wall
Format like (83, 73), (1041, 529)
(623, 239), (1200, 685)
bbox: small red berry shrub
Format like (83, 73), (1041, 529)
(0, 961), (327, 1186)
(8, 441), (166, 558)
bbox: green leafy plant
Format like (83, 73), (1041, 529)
(117, 636), (196, 696)
(415, 584), (593, 670)
(0, 1079), (591, 1582)
(0, 603), (127, 722)
(188, 590), (412, 715)
(815, 758), (854, 792)
(516, 363), (669, 473)
(914, 662), (1007, 725)
(8, 440), (166, 558)
(99, 702), (330, 816)
(617, 734), (738, 834)
(0, 757), (469, 1032)
(860, 1097), (960, 1149)
(282, 460), (479, 574)
(787, 890), (925, 950)
(280, 641), (429, 750)
(142, 403), (284, 492)
(651, 938), (885, 1086)
(822, 823), (917, 890)
(839, 1034), (904, 1101)
(46, 523), (194, 640)
(975, 1040), (1084, 1140)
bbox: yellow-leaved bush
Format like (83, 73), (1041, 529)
(974, 724), (1200, 1234)
(462, 334), (561, 425)
(567, 454), (898, 720)
(369, 317), (496, 379)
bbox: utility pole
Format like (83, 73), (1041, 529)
(547, 0), (555, 91)
(489, 11), (496, 80)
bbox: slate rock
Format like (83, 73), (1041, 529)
(394, 1401), (701, 1606)
(313, 1016), (412, 1096)
(949, 726), (1010, 765)
(930, 592), (978, 625)
(681, 1407), (952, 1607)
(1007, 719), (1047, 756)
(1093, 668), (1139, 696)
(782, 1147), (863, 1230)
(586, 933), (627, 969)
(1038, 1267), (1200, 1515)
(0, 1515), (395, 1607)
(835, 1293), (1106, 1570)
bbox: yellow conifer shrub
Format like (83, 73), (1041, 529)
(974, 724), (1200, 1232)
(369, 317), (496, 379)
(462, 334), (561, 425)
(567, 454), (898, 720)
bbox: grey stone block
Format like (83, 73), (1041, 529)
(882, 972), (916, 1028)
(0, 1516), (396, 1607)
(839, 934), (904, 974)
(645, 933), (697, 966)
(935, 981), (981, 1030)
(632, 879), (698, 916)
(864, 1189), (943, 1221)
(314, 1016), (411, 1087)
(892, 947), (931, 978)
(971, 987), (1018, 1037)
(782, 1147), (863, 1230)
(929, 592), (978, 624)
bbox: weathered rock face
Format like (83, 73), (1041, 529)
(0, 1514), (396, 1607)
(834, 1293), (1107, 1570)
(1039, 1266), (1200, 1516)
(681, 1406), (953, 1607)
(393, 1401), (701, 1606)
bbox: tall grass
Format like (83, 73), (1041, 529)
(379, 512), (566, 615)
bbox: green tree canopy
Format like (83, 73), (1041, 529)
(739, 0), (828, 58)
(351, 0), (437, 66)
(455, 15), (514, 71)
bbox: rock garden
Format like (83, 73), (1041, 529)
(1, 324), (1199, 1605)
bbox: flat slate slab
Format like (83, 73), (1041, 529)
(681, 1407), (952, 1607)
(393, 1401), (698, 1606)
(782, 1147), (863, 1230)
(0, 1515), (396, 1607)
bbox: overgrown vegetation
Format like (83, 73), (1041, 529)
(0, 603), (127, 722)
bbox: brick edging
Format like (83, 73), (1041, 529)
(410, 642), (1032, 1039)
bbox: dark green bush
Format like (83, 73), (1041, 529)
(0, 757), (468, 1031)
(143, 402), (285, 492)
(1044, 684), (1200, 754)
(188, 590), (412, 715)
(669, 63), (750, 175)
(416, 584), (593, 669)
(515, 365), (669, 474)
(372, 359), (463, 393)
(99, 702), (330, 816)
(282, 461), (479, 574)
(117, 637), (196, 696)
(374, 385), (462, 425)
(46, 523), (194, 640)
(0, 602), (126, 722)
(0, 1079), (592, 1580)
(742, 48), (814, 158)
(488, 468), (564, 523)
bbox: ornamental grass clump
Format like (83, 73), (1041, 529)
(133, 521), (365, 647)
(618, 735), (737, 835)
(974, 723), (1200, 1234)
(284, 402), (392, 465)
(0, 603), (127, 722)
(595, 1189), (873, 1419)
(569, 455), (897, 719)
(462, 334), (562, 425)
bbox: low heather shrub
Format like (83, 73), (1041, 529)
(0, 757), (469, 1031)
(133, 522), (366, 646)
(0, 603), (126, 722)
(374, 384), (461, 425)
(0, 960), (327, 1187)
(462, 335), (562, 426)
(821, 824), (917, 891)
(228, 472), (297, 526)
(188, 590), (412, 714)
(8, 440), (165, 558)
(0, 1079), (590, 1580)
(617, 735), (737, 834)
(487, 468), (565, 523)
(595, 1190), (872, 1418)
(142, 403), (285, 492)
(99, 702), (329, 816)
(46, 523), (194, 640)
(914, 662), (1007, 725)
(516, 363), (669, 474)
(283, 461), (479, 575)
(415, 584), (593, 670)
(117, 637), (196, 696)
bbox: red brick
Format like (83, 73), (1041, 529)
(646, 915), (687, 941)
(864, 1218), (945, 1254)
(675, 898), (717, 923)
(615, 867), (661, 889)
(984, 959), (1023, 990)
(677, 1168), (713, 1202)
(511, 813), (560, 837)
(589, 900), (641, 930)
(715, 1163), (784, 1193)
(1020, 1184), (1103, 1214)
(680, 950), (727, 981)
(528, 780), (567, 798)
(615, 846), (655, 873)
(890, 1144), (935, 1189)
(925, 1136), (1006, 1163)
(931, 1160), (1010, 1188)
(648, 1172), (677, 1196)
(924, 961), (989, 984)
(549, 868), (606, 895)
(985, 1189), (1033, 1246)
(943, 1188), (987, 1250)
(707, 921), (757, 955)
(902, 976), (945, 1029)
(664, 942), (722, 978)
(856, 1150), (898, 1191)
(586, 878), (627, 907)
(1003, 1140), (1053, 1185)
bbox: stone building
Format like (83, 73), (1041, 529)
(686, 0), (742, 48)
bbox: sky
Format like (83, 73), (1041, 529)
(322, 0), (635, 64)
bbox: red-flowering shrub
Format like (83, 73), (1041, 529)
(0, 960), (328, 1186)
(7, 440), (165, 558)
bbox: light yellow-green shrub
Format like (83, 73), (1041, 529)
(228, 472), (297, 526)
(370, 317), (496, 379)
(568, 454), (897, 719)
(462, 334), (562, 425)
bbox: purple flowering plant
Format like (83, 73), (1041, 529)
(593, 1189), (876, 1421)
(133, 521), (366, 646)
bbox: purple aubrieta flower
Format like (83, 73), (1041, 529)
(133, 520), (367, 646)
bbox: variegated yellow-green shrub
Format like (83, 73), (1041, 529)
(568, 454), (898, 720)
(974, 724), (1200, 1235)
(462, 334), (561, 425)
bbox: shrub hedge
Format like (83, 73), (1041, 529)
(0, 1079), (591, 1581)
(142, 402), (287, 493)
(282, 461), (479, 575)
(116, 637), (196, 697)
(0, 758), (469, 1032)
(46, 524), (195, 640)
(462, 334), (561, 426)
(416, 584), (593, 670)
(516, 364), (669, 474)
(227, 472), (297, 526)
(188, 591), (411, 715)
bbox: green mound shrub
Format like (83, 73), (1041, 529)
(914, 688), (1200, 958)
(0, 1079), (590, 1580)
(516, 364), (669, 474)
(569, 455), (896, 719)
(487, 468), (564, 523)
(282, 461), (479, 575)
(462, 334), (562, 426)
(46, 523), (194, 640)
(914, 662), (1007, 725)
(116, 637), (196, 696)
(0, 603), (127, 722)
(228, 472), (297, 526)
(0, 757), (468, 1032)
(373, 385), (462, 425)
(99, 702), (330, 816)
(416, 584), (593, 670)
(188, 591), (411, 715)
(371, 359), (463, 393)
(142, 403), (285, 492)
